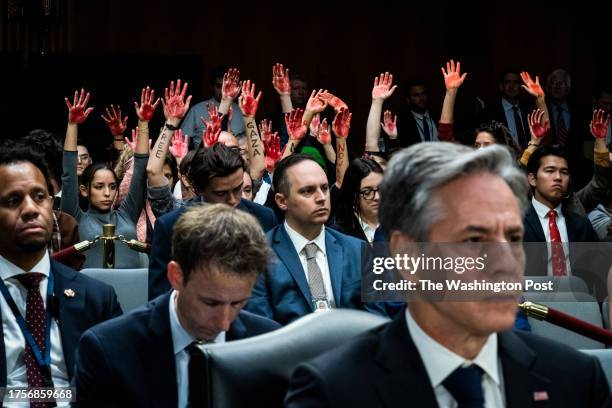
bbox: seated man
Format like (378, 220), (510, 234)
(245, 154), (386, 325)
(148, 143), (277, 299)
(74, 204), (280, 407)
(285, 143), (610, 407)
(0, 142), (121, 406)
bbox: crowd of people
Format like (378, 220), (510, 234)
(1, 59), (611, 406)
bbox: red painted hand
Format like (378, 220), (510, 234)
(381, 110), (398, 138)
(202, 120), (222, 148)
(238, 80), (262, 118)
(222, 68), (241, 100)
(200, 103), (225, 138)
(169, 129), (189, 159)
(101, 105), (128, 137)
(134, 86), (160, 121)
(319, 91), (348, 112)
(371, 72), (398, 100)
(441, 60), (467, 91)
(590, 109), (611, 139)
(332, 108), (352, 139)
(285, 108), (307, 140)
(520, 72), (544, 98)
(162, 79), (192, 121)
(306, 89), (329, 114)
(264, 132), (282, 173)
(318, 118), (332, 145)
(124, 128), (139, 152)
(272, 63), (291, 95)
(65, 88), (94, 124)
(259, 119), (274, 143)
(310, 113), (321, 137)
(527, 109), (550, 140)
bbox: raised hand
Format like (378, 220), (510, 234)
(520, 72), (544, 98)
(264, 132), (282, 173)
(285, 108), (308, 140)
(527, 108), (550, 140)
(332, 108), (352, 139)
(371, 72), (398, 100)
(169, 129), (189, 159)
(318, 91), (348, 112)
(65, 88), (94, 124)
(134, 86), (160, 121)
(441, 60), (467, 91)
(381, 110), (398, 138)
(222, 68), (241, 101)
(162, 79), (192, 122)
(124, 127), (139, 152)
(306, 89), (329, 114)
(101, 105), (128, 136)
(259, 119), (274, 143)
(310, 113), (321, 136)
(590, 108), (611, 139)
(238, 80), (262, 118)
(200, 103), (225, 138)
(272, 63), (291, 95)
(318, 118), (332, 145)
(202, 120), (222, 147)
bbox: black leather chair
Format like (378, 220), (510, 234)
(200, 309), (390, 408)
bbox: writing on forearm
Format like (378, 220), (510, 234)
(336, 142), (346, 182)
(154, 128), (171, 159)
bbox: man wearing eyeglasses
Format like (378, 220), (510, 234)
(245, 154), (387, 325)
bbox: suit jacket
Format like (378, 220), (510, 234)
(0, 260), (122, 386)
(245, 225), (387, 325)
(148, 198), (278, 300)
(389, 107), (441, 150)
(482, 97), (532, 148)
(285, 310), (611, 407)
(73, 292), (280, 408)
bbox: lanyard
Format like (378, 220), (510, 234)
(0, 272), (54, 386)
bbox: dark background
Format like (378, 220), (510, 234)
(1, 0), (610, 157)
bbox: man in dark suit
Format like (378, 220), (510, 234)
(148, 143), (277, 299)
(0, 143), (121, 402)
(285, 143), (610, 407)
(75, 204), (280, 407)
(245, 154), (386, 325)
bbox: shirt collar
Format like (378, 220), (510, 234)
(502, 98), (519, 111)
(405, 309), (500, 388)
(531, 197), (563, 219)
(284, 221), (326, 255)
(0, 251), (50, 281)
(411, 110), (429, 120)
(356, 214), (378, 239)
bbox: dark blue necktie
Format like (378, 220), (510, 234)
(442, 365), (485, 408)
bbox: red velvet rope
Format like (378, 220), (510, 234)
(546, 307), (612, 345)
(51, 246), (79, 261)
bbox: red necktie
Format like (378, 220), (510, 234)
(547, 210), (567, 276)
(556, 106), (567, 147)
(15, 273), (49, 408)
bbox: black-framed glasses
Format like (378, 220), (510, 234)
(359, 188), (379, 200)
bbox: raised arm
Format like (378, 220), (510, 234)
(333, 108), (352, 188)
(365, 72), (397, 151)
(263, 129), (282, 175)
(101, 104), (128, 154)
(302, 89), (328, 129)
(439, 60), (467, 141)
(61, 89), (94, 219)
(520, 71), (549, 124)
(519, 108), (550, 167)
(314, 117), (336, 163)
(239, 79), (266, 180)
(272, 63), (293, 113)
(282, 108), (308, 159)
(219, 68), (241, 116)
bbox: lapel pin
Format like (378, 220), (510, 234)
(533, 391), (549, 401)
(64, 288), (76, 298)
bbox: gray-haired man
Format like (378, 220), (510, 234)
(285, 143), (610, 407)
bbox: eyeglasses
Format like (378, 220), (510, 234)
(359, 188), (379, 201)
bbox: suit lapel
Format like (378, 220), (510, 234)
(273, 226), (312, 308)
(324, 230), (343, 305)
(562, 209), (577, 241)
(143, 293), (178, 407)
(525, 204), (547, 242)
(373, 312), (438, 408)
(53, 262), (86, 379)
(499, 331), (552, 408)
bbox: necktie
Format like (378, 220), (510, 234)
(15, 273), (49, 408)
(304, 243), (331, 309)
(186, 342), (206, 407)
(422, 115), (431, 142)
(512, 106), (527, 148)
(548, 209), (567, 276)
(442, 365), (485, 408)
(556, 106), (567, 147)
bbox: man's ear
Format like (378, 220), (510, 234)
(275, 192), (288, 211)
(527, 172), (537, 188)
(167, 261), (184, 291)
(79, 184), (88, 198)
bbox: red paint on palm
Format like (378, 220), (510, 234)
(239, 80), (262, 118)
(520, 72), (544, 98)
(259, 119), (274, 143)
(528, 109), (550, 140)
(332, 108), (352, 139)
(590, 109), (610, 139)
(264, 132), (282, 173)
(65, 88), (94, 124)
(162, 79), (192, 121)
(371, 72), (399, 100)
(101, 105), (128, 136)
(222, 68), (241, 100)
(272, 63), (291, 95)
(306, 89), (328, 114)
(381, 110), (398, 137)
(134, 86), (160, 122)
(441, 61), (467, 91)
(203, 121), (221, 148)
(169, 129), (189, 159)
(318, 118), (332, 145)
(124, 128), (139, 152)
(285, 109), (307, 140)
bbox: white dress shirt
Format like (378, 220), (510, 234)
(169, 290), (225, 408)
(405, 309), (505, 408)
(283, 222), (336, 306)
(0, 252), (70, 407)
(501, 98), (526, 146)
(410, 110), (438, 142)
(531, 197), (572, 275)
(356, 214), (377, 243)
